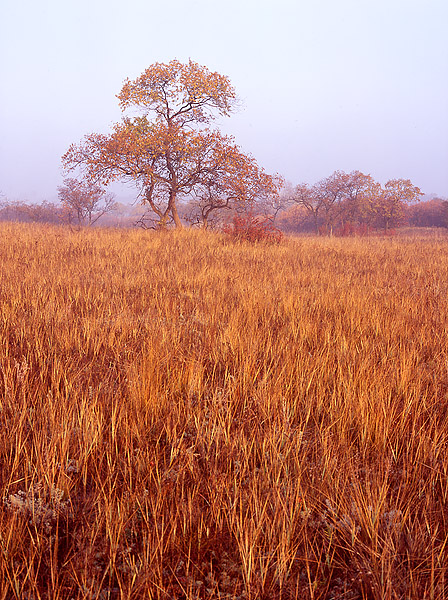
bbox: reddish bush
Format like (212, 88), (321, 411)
(222, 212), (283, 244)
(335, 222), (373, 237)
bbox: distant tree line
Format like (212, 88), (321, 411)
(274, 171), (448, 234)
(276, 197), (448, 234)
(0, 199), (64, 224)
(277, 171), (421, 234)
(406, 197), (448, 229)
(1, 179), (447, 234)
(0, 179), (117, 227)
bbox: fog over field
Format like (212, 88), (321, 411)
(1, 0), (447, 203)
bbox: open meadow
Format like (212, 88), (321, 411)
(0, 223), (447, 599)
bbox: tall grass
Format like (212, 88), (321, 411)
(0, 222), (447, 599)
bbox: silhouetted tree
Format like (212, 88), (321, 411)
(58, 178), (117, 226)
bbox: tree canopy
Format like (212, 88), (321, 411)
(62, 60), (279, 228)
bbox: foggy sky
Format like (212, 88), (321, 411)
(1, 0), (447, 203)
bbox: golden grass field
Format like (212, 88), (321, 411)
(0, 223), (447, 599)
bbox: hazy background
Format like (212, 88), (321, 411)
(1, 0), (447, 203)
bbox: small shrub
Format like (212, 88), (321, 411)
(222, 211), (283, 244)
(335, 222), (373, 237)
(5, 482), (69, 533)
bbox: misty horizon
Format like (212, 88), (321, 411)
(1, 0), (447, 203)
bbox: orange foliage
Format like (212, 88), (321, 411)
(117, 59), (236, 124)
(62, 60), (279, 228)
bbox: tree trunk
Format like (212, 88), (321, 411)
(165, 148), (183, 229)
(170, 201), (183, 229)
(313, 211), (319, 234)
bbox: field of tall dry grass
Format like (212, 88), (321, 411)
(0, 222), (447, 599)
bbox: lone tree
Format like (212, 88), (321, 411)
(62, 60), (279, 228)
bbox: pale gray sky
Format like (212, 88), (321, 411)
(1, 0), (447, 202)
